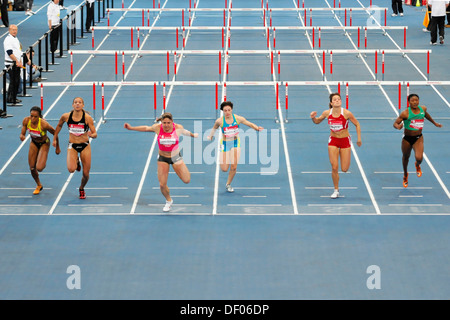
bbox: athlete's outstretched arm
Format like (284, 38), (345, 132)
(236, 115), (264, 131)
(124, 122), (158, 132)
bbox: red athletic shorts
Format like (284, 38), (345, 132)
(328, 136), (351, 149)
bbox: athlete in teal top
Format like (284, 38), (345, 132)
(208, 101), (264, 193)
(394, 94), (442, 188)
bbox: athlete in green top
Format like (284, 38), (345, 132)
(393, 94), (442, 188)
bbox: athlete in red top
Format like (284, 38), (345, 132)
(124, 112), (199, 212)
(310, 92), (362, 199)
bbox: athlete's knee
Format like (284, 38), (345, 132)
(36, 164), (46, 172)
(230, 164), (237, 172)
(159, 182), (168, 190)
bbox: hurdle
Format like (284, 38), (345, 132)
(68, 48), (432, 84)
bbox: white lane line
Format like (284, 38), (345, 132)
(68, 204), (123, 207)
(243, 195), (267, 198)
(399, 195), (423, 198)
(301, 171), (352, 174)
(169, 172), (205, 174)
(147, 204), (202, 206)
(11, 172), (61, 175)
(382, 187), (432, 189)
(0, 188), (53, 190)
(8, 196), (33, 198)
(151, 187), (205, 189)
(320, 195), (346, 198)
(227, 204), (282, 207)
(305, 187), (358, 189)
(84, 196), (112, 198)
(388, 204), (443, 207)
(90, 172), (134, 174)
(84, 187), (129, 190)
(307, 204), (363, 207)
(233, 187), (280, 189)
(237, 172), (279, 174)
(0, 204), (42, 207)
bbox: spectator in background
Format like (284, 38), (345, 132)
(428, 0), (450, 45)
(0, 0), (9, 27)
(391, 0), (404, 17)
(25, 0), (35, 16)
(47, 0), (61, 54)
(85, 0), (95, 33)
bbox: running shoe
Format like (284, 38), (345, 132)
(163, 200), (173, 212)
(226, 184), (234, 193)
(439, 36), (444, 45)
(79, 189), (86, 199)
(76, 158), (81, 171)
(33, 185), (43, 195)
(400, 13), (404, 17)
(391, 13), (397, 17)
(415, 162), (422, 177)
(403, 174), (408, 188)
(330, 190), (339, 199)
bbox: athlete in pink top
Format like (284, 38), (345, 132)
(124, 112), (199, 212)
(310, 92), (362, 199)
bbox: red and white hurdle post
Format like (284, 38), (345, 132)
(163, 82), (166, 111)
(70, 51), (73, 82)
(101, 82), (105, 120)
(330, 50), (333, 80)
(115, 51), (118, 81)
(285, 82), (289, 122)
(122, 51), (125, 81)
(167, 51), (170, 81)
(345, 82), (349, 109)
(406, 82), (410, 108)
(277, 51), (281, 81)
(93, 82), (96, 120)
(154, 82), (157, 120)
(40, 83), (44, 111)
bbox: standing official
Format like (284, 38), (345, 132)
(0, 0), (9, 27)
(47, 0), (61, 53)
(428, 0), (450, 45)
(3, 25), (23, 105)
(85, 0), (95, 33)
